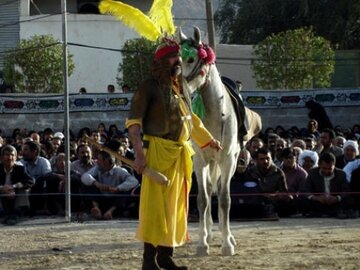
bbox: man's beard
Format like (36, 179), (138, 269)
(81, 156), (90, 165)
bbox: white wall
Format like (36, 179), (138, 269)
(20, 14), (138, 93)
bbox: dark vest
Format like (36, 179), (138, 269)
(129, 77), (192, 141)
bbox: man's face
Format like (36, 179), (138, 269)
(168, 54), (182, 77)
(97, 155), (112, 172)
(319, 161), (335, 177)
(78, 145), (92, 165)
(91, 132), (101, 143)
(52, 138), (62, 152)
(1, 150), (16, 169)
(256, 152), (272, 171)
(275, 139), (286, 156)
(320, 132), (331, 147)
(21, 144), (36, 162)
(283, 155), (296, 169)
(30, 133), (40, 143)
(305, 139), (315, 150)
(333, 137), (346, 148)
(302, 157), (315, 171)
(344, 147), (356, 161)
(249, 140), (263, 155)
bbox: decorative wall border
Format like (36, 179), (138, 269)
(0, 89), (359, 114)
(242, 88), (360, 108)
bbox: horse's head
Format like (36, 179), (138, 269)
(176, 27), (216, 93)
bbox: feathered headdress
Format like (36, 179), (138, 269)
(99, 0), (176, 42)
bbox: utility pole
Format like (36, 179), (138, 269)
(61, 0), (71, 222)
(205, 0), (216, 52)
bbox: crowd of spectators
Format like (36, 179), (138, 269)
(0, 123), (140, 225)
(0, 120), (360, 225)
(229, 120), (360, 220)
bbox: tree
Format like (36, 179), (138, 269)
(252, 27), (335, 89)
(215, 0), (360, 49)
(3, 34), (74, 93)
(117, 38), (158, 91)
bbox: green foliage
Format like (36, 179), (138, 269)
(252, 28), (335, 89)
(215, 0), (360, 49)
(3, 34), (74, 93)
(117, 38), (158, 91)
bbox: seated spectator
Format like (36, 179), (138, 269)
(301, 152), (354, 218)
(343, 159), (360, 183)
(20, 141), (52, 215)
(0, 145), (34, 225)
(333, 135), (346, 149)
(292, 139), (306, 150)
(81, 150), (138, 220)
(336, 140), (359, 169)
(265, 133), (280, 159)
(244, 147), (292, 218)
(318, 128), (343, 157)
(281, 147), (308, 215)
(71, 144), (96, 176)
(230, 149), (258, 219)
(349, 166), (360, 215)
(298, 150), (319, 173)
(304, 135), (317, 151)
(273, 138), (288, 167)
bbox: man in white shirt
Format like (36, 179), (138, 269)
(81, 150), (138, 220)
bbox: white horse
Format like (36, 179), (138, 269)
(178, 27), (262, 256)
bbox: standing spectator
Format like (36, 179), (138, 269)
(81, 150), (138, 220)
(107, 84), (115, 93)
(0, 145), (34, 225)
(79, 87), (87, 94)
(301, 152), (353, 218)
(20, 141), (52, 215)
(121, 84), (131, 93)
(305, 100), (333, 131)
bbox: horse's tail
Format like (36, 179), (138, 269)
(210, 160), (221, 194)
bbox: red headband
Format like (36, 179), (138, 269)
(154, 43), (180, 60)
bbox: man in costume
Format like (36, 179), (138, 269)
(125, 39), (222, 270)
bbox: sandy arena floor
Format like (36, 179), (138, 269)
(1, 217), (359, 270)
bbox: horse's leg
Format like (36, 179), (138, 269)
(217, 160), (237, 256)
(196, 165), (212, 256)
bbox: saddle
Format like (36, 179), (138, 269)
(221, 76), (247, 145)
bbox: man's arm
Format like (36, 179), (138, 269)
(127, 124), (147, 174)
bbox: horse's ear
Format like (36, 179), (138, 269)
(193, 26), (202, 45)
(176, 27), (187, 43)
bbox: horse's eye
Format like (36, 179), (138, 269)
(187, 57), (194, 64)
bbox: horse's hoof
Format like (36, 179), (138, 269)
(221, 245), (235, 256)
(230, 235), (237, 246)
(196, 246), (210, 256)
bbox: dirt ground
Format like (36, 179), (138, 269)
(1, 217), (359, 270)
